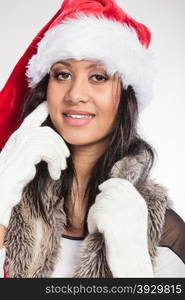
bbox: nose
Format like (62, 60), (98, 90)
(64, 76), (90, 104)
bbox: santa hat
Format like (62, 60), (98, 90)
(0, 0), (154, 150)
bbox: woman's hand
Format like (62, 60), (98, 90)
(0, 101), (70, 227)
(87, 178), (154, 277)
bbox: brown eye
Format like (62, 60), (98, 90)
(52, 71), (72, 80)
(90, 74), (108, 82)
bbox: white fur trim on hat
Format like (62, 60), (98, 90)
(26, 13), (155, 112)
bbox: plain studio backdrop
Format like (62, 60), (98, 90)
(0, 0), (185, 221)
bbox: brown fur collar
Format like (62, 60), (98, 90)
(4, 151), (169, 277)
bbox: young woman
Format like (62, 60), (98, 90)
(0, 0), (185, 278)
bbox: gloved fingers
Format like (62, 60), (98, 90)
(0, 109), (53, 167)
(36, 133), (69, 165)
(22, 126), (70, 158)
(44, 141), (69, 175)
(95, 188), (147, 216)
(28, 141), (68, 178)
(98, 178), (146, 207)
(20, 101), (49, 129)
(1, 127), (70, 172)
(0, 104), (70, 172)
(45, 156), (67, 180)
(0, 108), (49, 165)
(89, 193), (120, 221)
(98, 178), (132, 192)
(2, 138), (67, 184)
(40, 127), (70, 158)
(87, 202), (112, 234)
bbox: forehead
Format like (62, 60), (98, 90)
(53, 58), (107, 70)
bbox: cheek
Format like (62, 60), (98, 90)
(97, 83), (120, 119)
(98, 97), (120, 125)
(47, 83), (59, 106)
(47, 83), (64, 119)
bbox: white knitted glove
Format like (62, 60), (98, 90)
(87, 178), (154, 277)
(0, 101), (70, 227)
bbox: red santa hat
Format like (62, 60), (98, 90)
(0, 0), (154, 150)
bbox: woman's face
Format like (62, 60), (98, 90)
(47, 59), (121, 146)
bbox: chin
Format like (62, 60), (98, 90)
(57, 128), (91, 144)
(63, 136), (96, 146)
(61, 131), (110, 148)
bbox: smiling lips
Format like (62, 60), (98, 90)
(63, 110), (96, 126)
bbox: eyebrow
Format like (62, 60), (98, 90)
(54, 60), (105, 70)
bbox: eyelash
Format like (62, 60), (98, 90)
(52, 71), (109, 82)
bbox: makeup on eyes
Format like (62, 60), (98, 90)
(50, 66), (109, 82)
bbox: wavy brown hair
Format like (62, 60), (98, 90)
(20, 73), (156, 235)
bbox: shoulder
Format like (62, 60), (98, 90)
(159, 208), (185, 263)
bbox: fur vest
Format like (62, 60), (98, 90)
(4, 151), (170, 277)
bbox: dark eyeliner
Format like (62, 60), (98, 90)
(91, 73), (109, 81)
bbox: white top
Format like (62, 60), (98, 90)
(51, 235), (83, 277)
(0, 238), (185, 278)
(154, 247), (185, 277)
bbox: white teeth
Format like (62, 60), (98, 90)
(65, 114), (94, 119)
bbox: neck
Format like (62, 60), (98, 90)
(64, 138), (109, 236)
(70, 138), (109, 184)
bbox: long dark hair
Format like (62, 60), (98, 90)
(20, 73), (156, 234)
